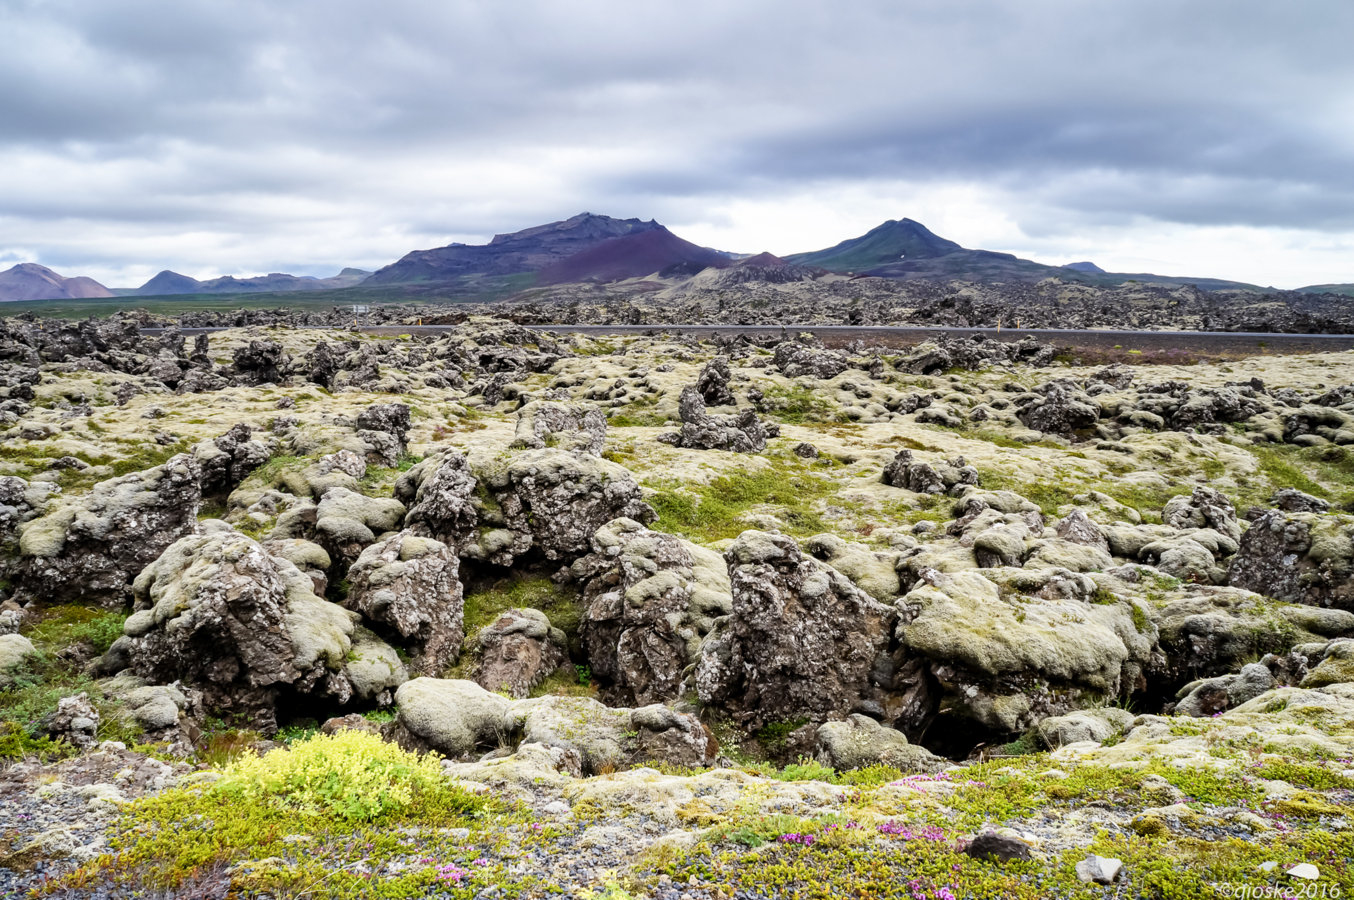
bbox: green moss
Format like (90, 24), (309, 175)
(647, 463), (832, 542)
(760, 384), (847, 424)
(461, 573), (583, 641)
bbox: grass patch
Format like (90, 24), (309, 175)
(647, 463), (833, 542)
(50, 731), (524, 897)
(760, 384), (848, 424)
(460, 573), (583, 643)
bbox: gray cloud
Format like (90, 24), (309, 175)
(1, 0), (1352, 287)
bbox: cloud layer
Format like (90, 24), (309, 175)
(2, 0), (1352, 288)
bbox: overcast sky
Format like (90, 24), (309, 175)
(2, 0), (1352, 289)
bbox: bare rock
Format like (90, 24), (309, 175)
(657, 386), (772, 453)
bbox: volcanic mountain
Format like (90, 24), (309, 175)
(535, 226), (732, 285)
(366, 213), (665, 284)
(0, 263), (114, 302)
(131, 268), (371, 296)
(788, 219), (1257, 289)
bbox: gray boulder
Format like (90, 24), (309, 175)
(1174, 662), (1277, 717)
(1035, 707), (1134, 747)
(102, 531), (398, 731)
(512, 401), (607, 456)
(471, 608), (569, 698)
(398, 449), (481, 554)
(0, 633), (36, 688)
(1228, 510), (1354, 611)
(694, 530), (898, 731)
(657, 386), (773, 453)
(813, 714), (947, 772)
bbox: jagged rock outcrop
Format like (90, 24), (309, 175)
(15, 455), (203, 607)
(193, 424), (271, 496)
(695, 355), (737, 406)
(694, 530), (898, 731)
(1016, 381), (1099, 437)
(232, 339), (288, 385)
(356, 403), (412, 466)
(400, 447), (652, 566)
(882, 450), (978, 495)
(480, 448), (656, 564)
(345, 530), (464, 676)
(1228, 510), (1354, 611)
(572, 518), (732, 706)
(773, 341), (850, 379)
(398, 449), (480, 553)
(99, 532), (405, 731)
(657, 386), (775, 453)
(511, 401), (607, 456)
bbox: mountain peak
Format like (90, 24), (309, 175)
(786, 218), (965, 271)
(0, 262), (114, 301)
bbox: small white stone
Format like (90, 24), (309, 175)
(1258, 861), (1279, 872)
(1287, 863), (1320, 880)
(1076, 855), (1124, 884)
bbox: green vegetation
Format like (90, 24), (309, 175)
(50, 732), (527, 897)
(759, 384), (848, 424)
(647, 463), (833, 542)
(461, 572), (583, 642)
(0, 605), (135, 748)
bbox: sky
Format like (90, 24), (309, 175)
(2, 0), (1352, 290)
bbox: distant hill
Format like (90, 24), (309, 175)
(676, 252), (826, 290)
(787, 219), (1258, 290)
(535, 226), (731, 285)
(786, 219), (964, 271)
(366, 213), (664, 284)
(1297, 284), (1354, 297)
(0, 263), (114, 302)
(129, 268), (371, 296)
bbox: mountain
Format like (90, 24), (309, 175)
(130, 268), (372, 296)
(786, 219), (965, 271)
(366, 213), (664, 284)
(788, 220), (1258, 289)
(0, 263), (115, 302)
(138, 270), (202, 295)
(535, 226), (731, 285)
